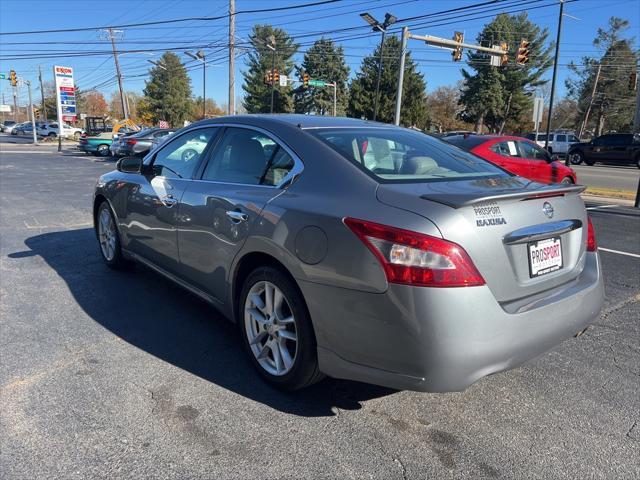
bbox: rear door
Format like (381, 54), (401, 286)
(177, 126), (300, 301)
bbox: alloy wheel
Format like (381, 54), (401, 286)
(98, 207), (117, 261)
(244, 281), (298, 376)
(569, 153), (582, 165)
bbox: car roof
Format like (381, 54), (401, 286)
(191, 114), (395, 130)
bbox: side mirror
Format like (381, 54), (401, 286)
(117, 156), (144, 173)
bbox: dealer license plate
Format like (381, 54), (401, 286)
(528, 237), (563, 277)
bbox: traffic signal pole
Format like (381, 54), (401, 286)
(26, 80), (37, 145)
(394, 28), (508, 126)
(270, 48), (276, 114)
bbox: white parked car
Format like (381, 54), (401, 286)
(37, 122), (84, 140)
(526, 132), (580, 155)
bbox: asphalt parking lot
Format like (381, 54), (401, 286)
(1, 147), (639, 479)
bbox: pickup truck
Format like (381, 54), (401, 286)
(567, 133), (640, 169)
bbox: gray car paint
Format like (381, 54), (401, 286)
(94, 114), (604, 392)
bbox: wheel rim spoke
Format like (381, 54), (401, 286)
(244, 280), (298, 377)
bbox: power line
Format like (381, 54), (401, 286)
(0, 0), (344, 36)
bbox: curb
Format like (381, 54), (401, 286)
(580, 194), (636, 207)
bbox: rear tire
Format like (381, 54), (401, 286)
(95, 202), (130, 270)
(97, 144), (110, 157)
(239, 266), (323, 391)
(569, 151), (583, 165)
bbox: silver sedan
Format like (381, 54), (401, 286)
(93, 115), (604, 392)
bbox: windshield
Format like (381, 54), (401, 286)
(310, 128), (508, 183)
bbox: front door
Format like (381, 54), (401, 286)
(122, 126), (220, 274)
(177, 127), (298, 301)
(485, 140), (533, 180)
(517, 140), (554, 183)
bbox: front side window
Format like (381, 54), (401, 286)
(311, 128), (506, 182)
(556, 134), (567, 142)
(569, 135), (579, 142)
(490, 141), (521, 158)
(202, 128), (295, 186)
(518, 141), (549, 160)
(152, 127), (218, 179)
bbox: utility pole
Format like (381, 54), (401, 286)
(634, 76), (640, 133)
(394, 27), (409, 126)
(544, 0), (564, 150)
(228, 0), (235, 115)
(25, 80), (37, 144)
(1, 93), (5, 124)
(102, 28), (128, 119)
(38, 65), (46, 120)
(13, 87), (18, 122)
(578, 62), (601, 138)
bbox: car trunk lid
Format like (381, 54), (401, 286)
(376, 176), (589, 302)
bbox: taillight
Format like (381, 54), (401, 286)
(126, 139), (137, 145)
(587, 216), (597, 252)
(343, 218), (485, 287)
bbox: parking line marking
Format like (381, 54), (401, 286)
(599, 247), (640, 259)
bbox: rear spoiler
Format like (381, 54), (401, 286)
(420, 184), (586, 208)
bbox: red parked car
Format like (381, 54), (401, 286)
(444, 134), (577, 184)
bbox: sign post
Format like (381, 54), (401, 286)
(532, 96), (544, 141)
(53, 65), (77, 151)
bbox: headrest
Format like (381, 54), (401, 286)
(399, 156), (438, 175)
(229, 137), (265, 174)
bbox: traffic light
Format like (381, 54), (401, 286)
(32, 107), (40, 117)
(264, 70), (273, 85)
(452, 31), (464, 61)
(630, 72), (638, 91)
(517, 39), (530, 65)
(500, 42), (509, 67)
(273, 68), (280, 84)
(9, 69), (17, 87)
(303, 72), (310, 88)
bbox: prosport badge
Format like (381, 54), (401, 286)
(542, 202), (554, 219)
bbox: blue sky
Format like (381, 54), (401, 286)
(1, 0), (638, 112)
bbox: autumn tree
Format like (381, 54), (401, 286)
(427, 83), (473, 132)
(243, 25), (298, 113)
(348, 35), (428, 128)
(81, 91), (108, 117)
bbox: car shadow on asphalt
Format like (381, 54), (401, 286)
(11, 228), (396, 417)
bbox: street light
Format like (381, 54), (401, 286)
(252, 35), (277, 113)
(186, 50), (206, 118)
(360, 12), (397, 121)
(148, 59), (167, 71)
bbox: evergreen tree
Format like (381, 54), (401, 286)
(566, 17), (638, 135)
(142, 52), (192, 127)
(243, 25), (299, 113)
(348, 35), (428, 128)
(459, 13), (552, 133)
(294, 38), (350, 116)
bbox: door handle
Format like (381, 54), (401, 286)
(226, 210), (248, 223)
(161, 194), (177, 207)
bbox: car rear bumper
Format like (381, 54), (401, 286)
(302, 252), (604, 392)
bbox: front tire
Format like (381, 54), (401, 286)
(560, 176), (574, 184)
(96, 202), (129, 270)
(239, 267), (323, 391)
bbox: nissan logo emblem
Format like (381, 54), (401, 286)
(542, 202), (554, 218)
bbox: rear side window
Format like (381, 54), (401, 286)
(490, 141), (521, 157)
(310, 128), (506, 183)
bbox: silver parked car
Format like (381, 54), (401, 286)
(93, 115), (604, 392)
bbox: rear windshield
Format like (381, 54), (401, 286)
(442, 135), (487, 150)
(309, 128), (507, 183)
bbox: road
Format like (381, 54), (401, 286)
(1, 149), (639, 479)
(574, 164), (640, 193)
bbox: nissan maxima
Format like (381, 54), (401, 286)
(93, 115), (604, 392)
